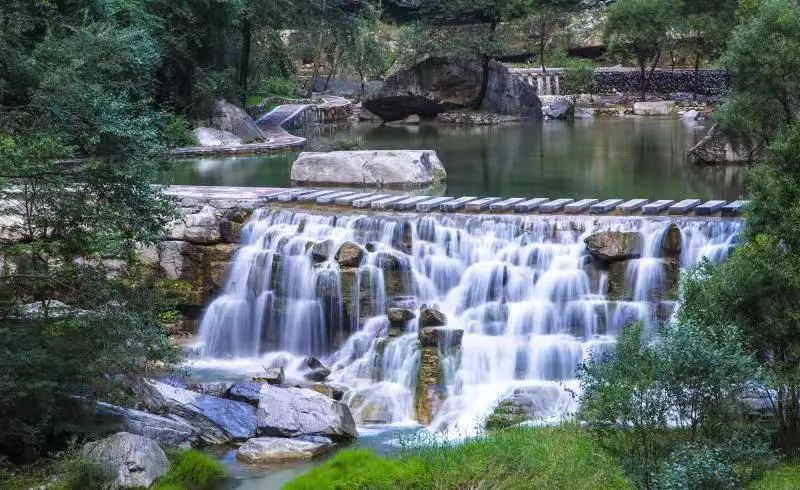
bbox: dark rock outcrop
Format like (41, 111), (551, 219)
(419, 307), (447, 328)
(209, 99), (266, 143)
(584, 231), (642, 262)
(364, 57), (541, 122)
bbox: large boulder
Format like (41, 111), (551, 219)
(82, 432), (169, 489)
(334, 241), (366, 267)
(688, 123), (763, 164)
(291, 150), (447, 187)
(419, 307), (447, 328)
(584, 231), (642, 262)
(237, 436), (334, 463)
(363, 57), (541, 121)
(94, 402), (197, 447)
(257, 385), (357, 441)
(543, 99), (575, 120)
(210, 99), (265, 143)
(192, 127), (243, 147)
(144, 380), (257, 444)
(633, 100), (676, 116)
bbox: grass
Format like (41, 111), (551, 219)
(749, 460), (800, 489)
(153, 449), (227, 490)
(286, 424), (632, 490)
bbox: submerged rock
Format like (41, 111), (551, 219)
(543, 99), (574, 120)
(291, 150), (447, 188)
(82, 432), (169, 489)
(256, 385), (357, 440)
(236, 436), (334, 463)
(584, 231), (642, 262)
(688, 123), (762, 164)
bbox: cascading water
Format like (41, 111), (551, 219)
(193, 208), (741, 433)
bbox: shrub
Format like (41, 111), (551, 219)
(161, 114), (197, 148)
(154, 450), (227, 490)
(55, 456), (112, 490)
(332, 136), (365, 151)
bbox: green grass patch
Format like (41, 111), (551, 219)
(749, 460), (800, 489)
(154, 449), (227, 490)
(286, 424), (632, 490)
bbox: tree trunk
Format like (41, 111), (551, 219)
(239, 18), (251, 106)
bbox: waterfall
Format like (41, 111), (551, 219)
(193, 209), (742, 432)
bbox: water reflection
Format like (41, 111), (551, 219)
(157, 118), (746, 199)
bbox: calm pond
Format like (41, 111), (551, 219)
(158, 117), (745, 200)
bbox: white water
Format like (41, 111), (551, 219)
(192, 209), (741, 434)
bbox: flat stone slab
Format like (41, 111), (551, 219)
(335, 192), (375, 205)
(642, 200), (675, 215)
(695, 200), (727, 215)
(721, 200), (749, 217)
(416, 197), (454, 212)
(237, 436), (334, 463)
(394, 196), (431, 210)
(669, 199), (701, 215)
(465, 197), (501, 212)
(278, 189), (319, 202)
(441, 196), (477, 212)
(265, 188), (304, 201)
(352, 194), (390, 208)
(540, 198), (574, 213)
(371, 195), (409, 209)
(317, 191), (355, 204)
(618, 199), (650, 213)
(514, 198), (549, 213)
(298, 190), (339, 202)
(565, 198), (599, 214)
(489, 198), (526, 212)
(590, 199), (625, 214)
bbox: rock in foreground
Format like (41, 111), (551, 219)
(82, 432), (169, 489)
(584, 231), (642, 262)
(94, 402), (198, 447)
(257, 385), (357, 441)
(236, 436), (334, 463)
(291, 150), (447, 187)
(364, 57), (541, 121)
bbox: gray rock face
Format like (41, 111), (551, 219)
(364, 57), (541, 121)
(237, 436), (334, 463)
(95, 402), (197, 447)
(228, 383), (265, 406)
(253, 367), (285, 385)
(584, 231), (642, 262)
(192, 127), (243, 146)
(291, 150), (447, 187)
(257, 385), (357, 441)
(388, 307), (415, 323)
(210, 99), (265, 143)
(544, 99), (575, 120)
(688, 123), (762, 164)
(82, 432), (169, 489)
(145, 380), (257, 444)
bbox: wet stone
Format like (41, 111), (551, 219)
(419, 307), (447, 328)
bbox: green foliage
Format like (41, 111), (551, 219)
(332, 136), (366, 151)
(54, 455), (113, 490)
(154, 450), (228, 490)
(562, 57), (596, 100)
(749, 460), (800, 489)
(579, 322), (763, 488)
(604, 0), (679, 100)
(192, 67), (243, 115)
(161, 114), (197, 148)
(287, 425), (631, 489)
(716, 0), (800, 146)
(339, 8), (392, 94)
(256, 77), (298, 99)
(484, 400), (528, 430)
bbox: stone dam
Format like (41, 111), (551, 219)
(143, 185), (743, 430)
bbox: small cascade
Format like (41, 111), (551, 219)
(193, 209), (742, 433)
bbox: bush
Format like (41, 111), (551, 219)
(332, 136), (365, 151)
(161, 114), (197, 148)
(154, 449), (227, 490)
(749, 460), (800, 489)
(55, 456), (112, 490)
(286, 425), (631, 489)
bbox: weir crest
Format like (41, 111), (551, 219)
(192, 208), (742, 432)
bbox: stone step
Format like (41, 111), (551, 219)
(565, 198), (599, 214)
(371, 195), (409, 209)
(669, 199), (701, 215)
(514, 198), (549, 213)
(539, 198), (574, 213)
(489, 198), (527, 212)
(416, 197), (454, 212)
(721, 200), (749, 217)
(618, 199), (650, 213)
(277, 189), (319, 202)
(642, 200), (675, 215)
(266, 188), (304, 201)
(590, 198), (625, 214)
(316, 191), (355, 204)
(335, 192), (375, 205)
(465, 197), (502, 212)
(297, 189), (339, 202)
(352, 194), (391, 208)
(694, 200), (727, 216)
(393, 196), (431, 210)
(441, 197), (478, 212)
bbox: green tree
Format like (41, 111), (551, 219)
(562, 57), (596, 103)
(514, 0), (582, 72)
(339, 7), (391, 96)
(603, 0), (678, 101)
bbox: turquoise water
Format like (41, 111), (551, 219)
(158, 118), (745, 200)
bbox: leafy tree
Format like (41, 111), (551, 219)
(562, 57), (596, 103)
(513, 0), (583, 72)
(603, 0), (679, 101)
(715, 0), (800, 148)
(339, 7), (392, 96)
